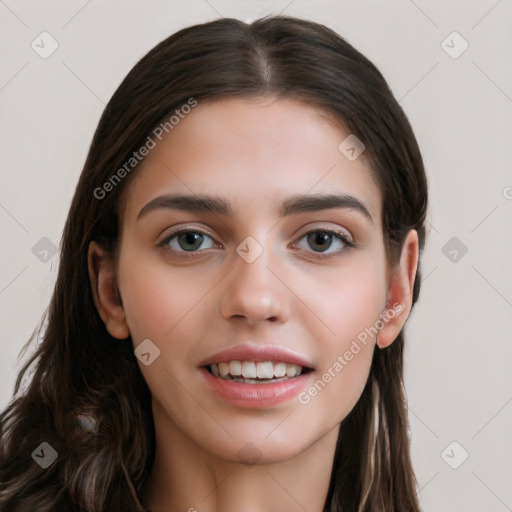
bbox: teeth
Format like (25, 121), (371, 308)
(218, 362), (230, 378)
(229, 360), (242, 376)
(286, 363), (298, 377)
(241, 361), (257, 379)
(274, 362), (286, 378)
(208, 360), (305, 381)
(256, 361), (274, 379)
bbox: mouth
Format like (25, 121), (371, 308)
(204, 360), (313, 384)
(199, 344), (315, 408)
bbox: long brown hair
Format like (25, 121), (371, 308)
(0, 16), (427, 511)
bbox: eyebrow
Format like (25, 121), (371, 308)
(137, 193), (374, 224)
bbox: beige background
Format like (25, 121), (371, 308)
(1, 1), (511, 510)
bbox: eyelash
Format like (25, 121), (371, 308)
(158, 227), (356, 258)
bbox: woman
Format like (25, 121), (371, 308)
(0, 16), (427, 511)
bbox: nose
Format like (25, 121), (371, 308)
(220, 246), (291, 325)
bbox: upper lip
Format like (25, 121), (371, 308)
(200, 343), (314, 369)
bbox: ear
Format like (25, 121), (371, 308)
(377, 229), (419, 349)
(87, 241), (130, 339)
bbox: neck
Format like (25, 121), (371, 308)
(143, 402), (339, 512)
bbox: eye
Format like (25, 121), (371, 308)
(294, 229), (355, 254)
(159, 229), (218, 253)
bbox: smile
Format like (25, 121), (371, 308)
(200, 343), (315, 408)
(207, 360), (309, 383)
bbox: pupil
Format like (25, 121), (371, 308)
(308, 232), (332, 252)
(179, 232), (203, 251)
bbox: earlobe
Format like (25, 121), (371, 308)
(87, 241), (130, 340)
(377, 230), (419, 349)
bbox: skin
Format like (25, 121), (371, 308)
(88, 97), (418, 512)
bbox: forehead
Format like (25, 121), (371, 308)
(121, 97), (382, 226)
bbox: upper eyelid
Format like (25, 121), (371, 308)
(160, 224), (352, 238)
(159, 225), (354, 249)
(295, 223), (353, 239)
(159, 225), (216, 242)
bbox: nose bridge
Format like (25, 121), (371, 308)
(220, 236), (290, 324)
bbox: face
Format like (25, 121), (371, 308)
(100, 97), (400, 464)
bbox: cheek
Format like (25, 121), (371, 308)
(295, 254), (386, 355)
(117, 250), (213, 344)
(116, 252), (214, 412)
(117, 250), (219, 393)
(292, 254), (385, 421)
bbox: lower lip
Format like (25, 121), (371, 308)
(201, 368), (313, 408)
